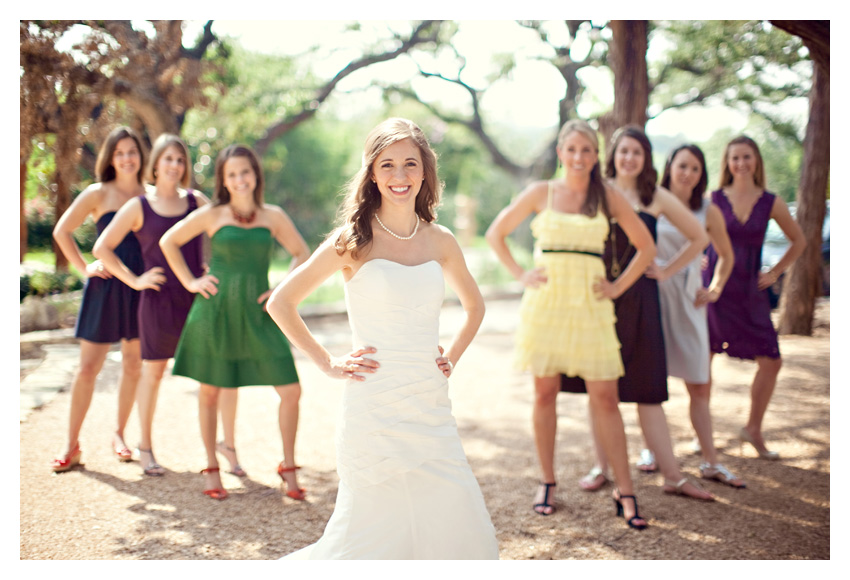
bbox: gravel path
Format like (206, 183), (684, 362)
(19, 298), (830, 560)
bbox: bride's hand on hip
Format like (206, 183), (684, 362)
(329, 346), (379, 381)
(436, 345), (454, 378)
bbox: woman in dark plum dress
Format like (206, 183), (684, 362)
(702, 136), (805, 460)
(94, 133), (207, 476)
(50, 126), (147, 472)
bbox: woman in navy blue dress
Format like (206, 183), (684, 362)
(50, 126), (147, 472)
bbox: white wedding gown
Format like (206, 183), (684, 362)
(283, 259), (499, 560)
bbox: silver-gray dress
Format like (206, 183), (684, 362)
(656, 199), (710, 384)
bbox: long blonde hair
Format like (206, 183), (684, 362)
(557, 119), (610, 218)
(333, 118), (442, 259)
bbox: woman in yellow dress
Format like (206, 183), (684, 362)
(486, 120), (655, 529)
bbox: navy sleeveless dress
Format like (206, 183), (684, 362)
(74, 211), (143, 343)
(135, 193), (204, 361)
(561, 211), (669, 404)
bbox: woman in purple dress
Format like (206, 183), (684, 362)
(94, 133), (207, 476)
(703, 136), (805, 460)
(50, 126), (147, 472)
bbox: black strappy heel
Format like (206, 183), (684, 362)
(613, 490), (647, 530)
(533, 482), (557, 516)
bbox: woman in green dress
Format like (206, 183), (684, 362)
(160, 144), (310, 500)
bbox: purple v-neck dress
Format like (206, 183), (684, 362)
(703, 189), (780, 360)
(135, 192), (204, 361)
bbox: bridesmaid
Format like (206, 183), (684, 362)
(94, 133), (208, 476)
(703, 136), (805, 460)
(656, 144), (745, 488)
(50, 126), (146, 472)
(487, 120), (655, 527)
(562, 125), (713, 501)
(160, 144), (310, 500)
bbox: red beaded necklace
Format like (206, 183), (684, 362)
(231, 205), (257, 224)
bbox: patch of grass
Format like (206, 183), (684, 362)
(23, 250), (59, 266)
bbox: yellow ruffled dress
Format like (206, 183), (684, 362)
(514, 188), (624, 380)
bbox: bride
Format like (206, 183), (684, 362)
(266, 118), (499, 560)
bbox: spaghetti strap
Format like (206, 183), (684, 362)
(547, 181), (554, 209)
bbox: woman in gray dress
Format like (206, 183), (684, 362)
(655, 144), (744, 488)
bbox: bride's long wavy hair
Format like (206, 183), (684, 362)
(333, 118), (442, 259)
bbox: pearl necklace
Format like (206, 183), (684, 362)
(375, 214), (419, 241)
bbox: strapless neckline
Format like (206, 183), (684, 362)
(347, 258), (440, 284)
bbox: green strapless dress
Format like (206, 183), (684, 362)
(172, 226), (299, 388)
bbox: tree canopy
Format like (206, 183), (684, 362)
(21, 19), (825, 333)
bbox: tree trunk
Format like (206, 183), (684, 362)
(51, 125), (80, 272)
(52, 168), (70, 272)
(778, 60), (829, 335)
(20, 159), (28, 263)
(598, 20), (649, 148)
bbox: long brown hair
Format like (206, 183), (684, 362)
(333, 118), (442, 259)
(556, 119), (610, 218)
(606, 125), (657, 207)
(145, 133), (191, 187)
(95, 126), (145, 184)
(719, 135), (766, 188)
(660, 144), (708, 211)
(213, 144), (264, 207)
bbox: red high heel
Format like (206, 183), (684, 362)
(51, 443), (81, 473)
(200, 467), (228, 500)
(277, 463), (306, 500)
(112, 435), (132, 462)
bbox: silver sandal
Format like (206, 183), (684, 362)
(699, 462), (746, 488)
(578, 466), (609, 492)
(663, 477), (714, 501)
(636, 448), (657, 472)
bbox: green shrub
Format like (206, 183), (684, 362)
(72, 219), (97, 253)
(20, 274), (31, 302)
(26, 197), (55, 250)
(25, 197), (98, 253)
(27, 270), (83, 297)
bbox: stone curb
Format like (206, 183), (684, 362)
(20, 344), (81, 422)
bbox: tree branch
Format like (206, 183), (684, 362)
(253, 20), (442, 157)
(182, 20), (217, 60)
(770, 20), (829, 71)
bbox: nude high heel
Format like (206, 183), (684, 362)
(739, 427), (780, 460)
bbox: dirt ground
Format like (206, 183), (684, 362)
(19, 297), (830, 561)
